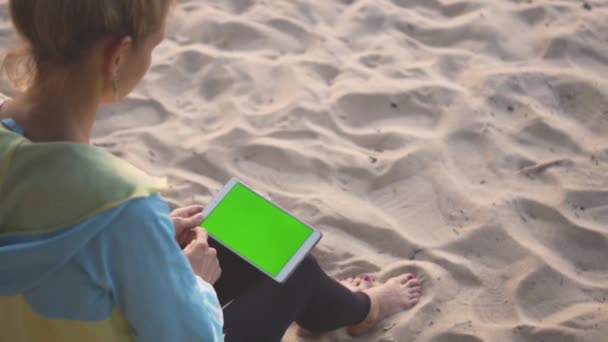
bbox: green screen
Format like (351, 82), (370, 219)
(201, 183), (313, 277)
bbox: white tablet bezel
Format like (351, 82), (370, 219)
(202, 178), (322, 283)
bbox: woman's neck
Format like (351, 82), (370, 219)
(6, 72), (101, 144)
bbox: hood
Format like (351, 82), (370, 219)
(0, 218), (107, 295)
(0, 125), (164, 295)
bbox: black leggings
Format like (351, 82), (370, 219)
(210, 240), (371, 342)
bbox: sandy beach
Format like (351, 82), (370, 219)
(2, 0), (608, 341)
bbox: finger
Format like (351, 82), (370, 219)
(186, 213), (205, 228)
(172, 205), (205, 218)
(194, 228), (209, 242)
(194, 239), (209, 250)
(175, 213), (205, 229)
(178, 229), (197, 248)
(214, 267), (222, 284)
(188, 231), (209, 249)
(173, 217), (187, 230)
(184, 238), (197, 252)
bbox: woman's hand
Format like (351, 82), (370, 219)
(183, 229), (222, 285)
(171, 205), (221, 284)
(171, 205), (205, 248)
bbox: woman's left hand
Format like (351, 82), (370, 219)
(171, 205), (205, 248)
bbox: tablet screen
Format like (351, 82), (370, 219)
(201, 183), (314, 277)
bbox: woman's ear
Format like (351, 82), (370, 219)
(104, 36), (133, 81)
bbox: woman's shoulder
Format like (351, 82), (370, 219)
(83, 193), (173, 241)
(0, 140), (166, 236)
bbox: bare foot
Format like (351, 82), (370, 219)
(295, 275), (376, 338)
(347, 274), (423, 336)
(367, 274), (422, 318)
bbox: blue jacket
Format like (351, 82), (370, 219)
(0, 116), (224, 341)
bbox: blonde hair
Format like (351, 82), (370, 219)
(2, 0), (172, 89)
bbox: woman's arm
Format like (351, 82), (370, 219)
(77, 194), (223, 342)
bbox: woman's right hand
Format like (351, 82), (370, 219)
(183, 229), (222, 285)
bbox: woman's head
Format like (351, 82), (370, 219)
(2, 0), (173, 102)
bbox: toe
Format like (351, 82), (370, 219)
(361, 283), (373, 290)
(359, 277), (374, 290)
(395, 274), (416, 284)
(403, 297), (419, 309)
(404, 278), (422, 287)
(341, 278), (359, 291)
(409, 285), (422, 293)
(408, 292), (421, 299)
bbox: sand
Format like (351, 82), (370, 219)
(2, 0), (608, 341)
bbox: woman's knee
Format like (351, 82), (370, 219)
(288, 255), (322, 284)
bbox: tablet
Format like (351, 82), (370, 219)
(201, 178), (322, 283)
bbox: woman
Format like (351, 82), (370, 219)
(0, 0), (423, 341)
